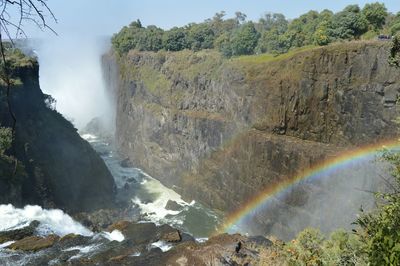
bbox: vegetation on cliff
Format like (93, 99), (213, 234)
(112, 2), (398, 57)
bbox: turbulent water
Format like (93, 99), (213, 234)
(0, 205), (125, 265)
(82, 133), (221, 238)
(0, 134), (393, 264)
(0, 133), (221, 265)
(0, 205), (92, 237)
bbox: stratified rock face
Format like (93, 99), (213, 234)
(104, 41), (399, 214)
(0, 59), (116, 212)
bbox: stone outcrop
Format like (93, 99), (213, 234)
(104, 41), (399, 219)
(8, 235), (59, 252)
(0, 219), (281, 265)
(0, 220), (39, 244)
(0, 55), (116, 212)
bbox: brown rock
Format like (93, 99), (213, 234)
(0, 220), (40, 244)
(165, 200), (183, 211)
(107, 220), (131, 232)
(58, 233), (91, 248)
(9, 234), (59, 252)
(161, 230), (182, 243)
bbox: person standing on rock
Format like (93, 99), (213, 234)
(235, 241), (242, 254)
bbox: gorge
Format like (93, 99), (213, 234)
(103, 41), (399, 239)
(0, 38), (398, 266)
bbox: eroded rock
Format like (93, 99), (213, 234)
(0, 220), (40, 244)
(8, 234), (59, 252)
(165, 200), (183, 211)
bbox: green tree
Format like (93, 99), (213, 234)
(136, 25), (164, 52)
(362, 2), (388, 31)
(313, 20), (331, 46)
(208, 11), (237, 36)
(388, 13), (400, 35)
(256, 28), (290, 54)
(187, 23), (215, 51)
(355, 151), (400, 265)
(258, 13), (288, 34)
(162, 27), (189, 51)
(329, 5), (369, 40)
(230, 22), (260, 56)
(283, 228), (324, 265)
(0, 126), (12, 155)
(234, 11), (247, 25)
(112, 20), (144, 54)
(214, 32), (232, 57)
(286, 10), (322, 48)
(389, 34), (400, 67)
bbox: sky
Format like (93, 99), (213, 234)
(18, 0), (400, 39)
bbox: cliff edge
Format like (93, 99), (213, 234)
(0, 52), (116, 212)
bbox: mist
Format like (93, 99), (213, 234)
(33, 35), (114, 131)
(231, 156), (391, 241)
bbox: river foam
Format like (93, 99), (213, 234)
(0, 204), (92, 237)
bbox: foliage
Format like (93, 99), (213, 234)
(0, 126), (12, 155)
(362, 2), (388, 31)
(389, 34), (400, 67)
(0, 46), (35, 86)
(187, 23), (215, 51)
(136, 25), (164, 52)
(354, 150), (400, 266)
(162, 27), (188, 51)
(214, 33), (232, 57)
(283, 228), (325, 265)
(388, 13), (400, 35)
(230, 22), (260, 56)
(329, 5), (369, 40)
(256, 28), (290, 54)
(313, 21), (331, 46)
(112, 20), (144, 54)
(112, 3), (394, 57)
(258, 13), (288, 33)
(44, 94), (56, 110)
(279, 228), (366, 265)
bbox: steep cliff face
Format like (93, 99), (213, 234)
(0, 57), (116, 212)
(106, 41), (399, 215)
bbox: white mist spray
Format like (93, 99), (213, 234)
(34, 35), (113, 131)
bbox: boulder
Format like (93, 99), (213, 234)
(165, 200), (183, 211)
(107, 221), (158, 244)
(8, 234), (59, 252)
(57, 233), (91, 248)
(74, 209), (123, 232)
(160, 231), (182, 243)
(120, 158), (134, 168)
(0, 220), (40, 244)
(158, 224), (182, 243)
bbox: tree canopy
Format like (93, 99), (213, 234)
(112, 3), (397, 57)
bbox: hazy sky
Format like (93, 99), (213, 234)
(20, 0), (400, 38)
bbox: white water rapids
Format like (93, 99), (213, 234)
(82, 133), (221, 237)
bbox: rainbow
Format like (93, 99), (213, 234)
(218, 137), (400, 234)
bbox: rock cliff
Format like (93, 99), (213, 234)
(105, 41), (399, 222)
(0, 55), (116, 212)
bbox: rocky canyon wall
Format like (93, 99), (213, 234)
(0, 56), (116, 213)
(104, 41), (399, 217)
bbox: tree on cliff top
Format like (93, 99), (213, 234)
(362, 2), (388, 31)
